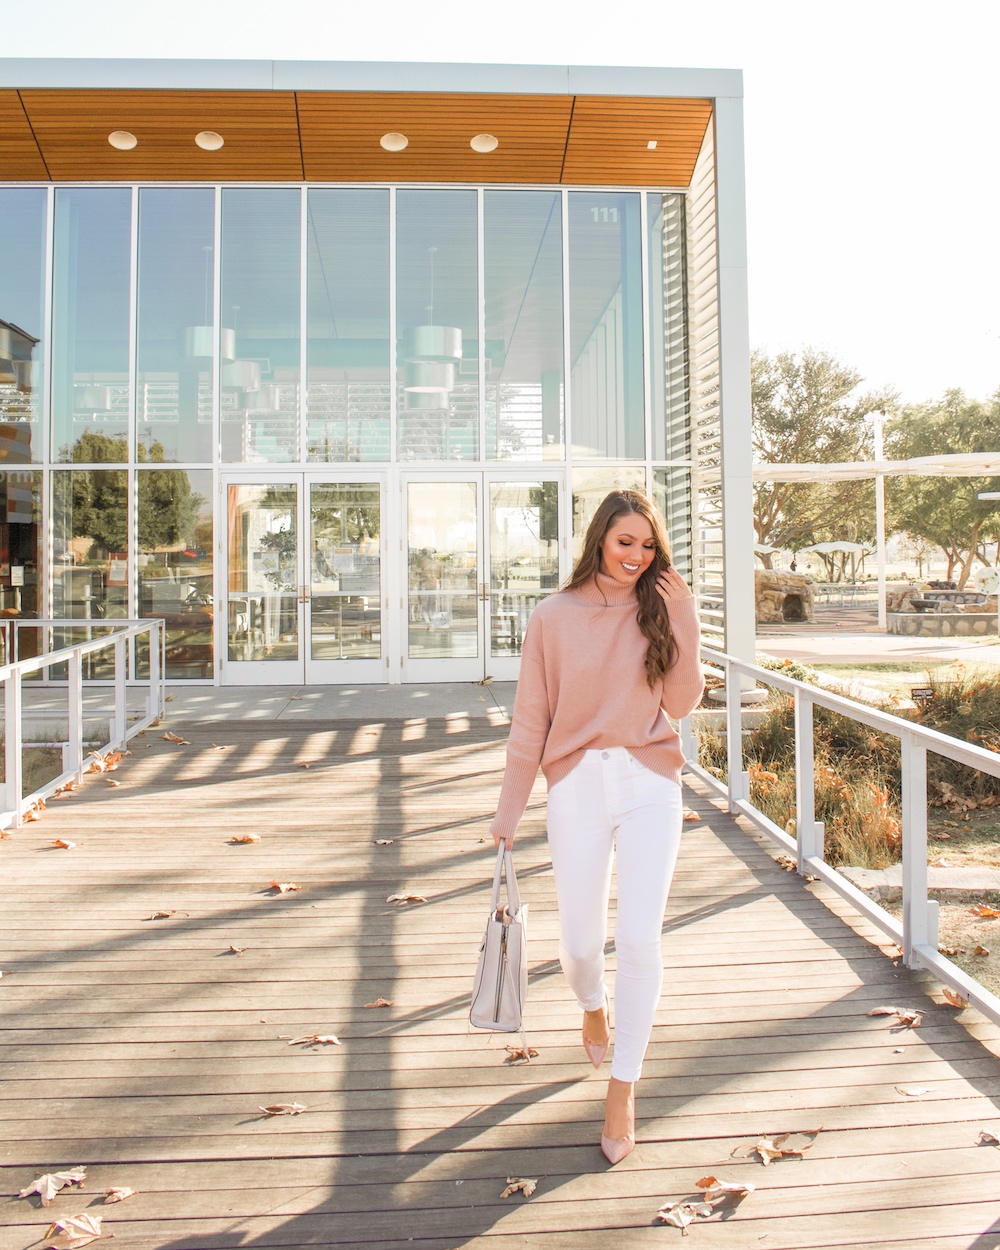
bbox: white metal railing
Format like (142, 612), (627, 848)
(1, 619), (165, 830)
(680, 645), (1000, 1027)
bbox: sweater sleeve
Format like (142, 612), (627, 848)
(660, 595), (706, 719)
(490, 615), (552, 841)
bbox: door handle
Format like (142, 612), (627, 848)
(478, 582), (491, 601)
(298, 586), (311, 604)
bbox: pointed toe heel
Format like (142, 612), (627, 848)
(582, 992), (611, 1069)
(600, 1132), (635, 1165)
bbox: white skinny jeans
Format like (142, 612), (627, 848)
(546, 747), (683, 1083)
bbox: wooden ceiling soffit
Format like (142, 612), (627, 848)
(561, 95), (713, 186)
(0, 91), (48, 180)
(19, 90), (303, 181)
(297, 92), (574, 184)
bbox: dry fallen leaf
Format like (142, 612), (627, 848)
(269, 881), (301, 894)
(775, 854), (797, 872)
(298, 762), (312, 769)
(145, 910), (186, 920)
(364, 996), (393, 1008)
(41, 1213), (106, 1248)
(19, 1168), (87, 1206)
(933, 832), (952, 840)
(942, 988), (969, 1009)
(23, 803), (43, 822)
(683, 809), (700, 822)
(103, 1187), (134, 1203)
(51, 839), (76, 850)
(755, 1131), (821, 1165)
(970, 904), (1000, 918)
(229, 834), (261, 844)
(505, 1045), (539, 1062)
(974, 945), (991, 956)
(161, 731), (188, 744)
(228, 945), (248, 956)
(696, 1176), (757, 1200)
(105, 780), (121, 788)
(939, 946), (966, 956)
(374, 839), (394, 846)
(258, 1102), (308, 1116)
(898, 1086), (936, 1097)
(932, 857), (951, 867)
(978, 1130), (1000, 1146)
(386, 893), (427, 904)
(896, 1010), (923, 1029)
(479, 676), (494, 686)
(287, 1034), (340, 1046)
(500, 1177), (536, 1198)
(656, 1200), (715, 1229)
(867, 1005), (899, 1016)
(54, 781), (81, 796)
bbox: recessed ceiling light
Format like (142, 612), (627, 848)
(647, 140), (658, 150)
(108, 131), (137, 151)
(380, 132), (409, 152)
(470, 133), (499, 153)
(195, 131), (225, 151)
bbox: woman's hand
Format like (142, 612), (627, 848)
(655, 566), (695, 605)
(492, 829), (515, 850)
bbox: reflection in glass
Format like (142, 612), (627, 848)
(227, 484), (298, 661)
(407, 481), (478, 658)
(653, 467), (693, 583)
(138, 469), (213, 678)
(137, 189), (215, 463)
(307, 191), (390, 462)
(490, 481), (559, 657)
(648, 194), (690, 462)
(221, 190), (300, 463)
(310, 483), (381, 659)
(0, 189), (46, 463)
(396, 191), (479, 461)
(568, 193), (644, 459)
(485, 192), (564, 462)
(571, 467), (646, 561)
(0, 472), (42, 665)
(53, 189), (132, 461)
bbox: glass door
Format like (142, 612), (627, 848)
(224, 480), (303, 684)
(402, 472), (563, 683)
(222, 474), (385, 685)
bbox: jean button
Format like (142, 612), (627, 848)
(601, 751), (610, 760)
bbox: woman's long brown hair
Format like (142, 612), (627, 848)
(565, 490), (677, 689)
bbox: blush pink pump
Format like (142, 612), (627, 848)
(582, 992), (611, 1069)
(601, 1084), (636, 1165)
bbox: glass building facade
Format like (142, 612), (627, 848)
(0, 182), (700, 684)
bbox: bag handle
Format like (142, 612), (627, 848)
(489, 844), (521, 915)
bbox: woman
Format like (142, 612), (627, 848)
(490, 489), (704, 1164)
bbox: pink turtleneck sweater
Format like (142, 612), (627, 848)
(490, 572), (705, 841)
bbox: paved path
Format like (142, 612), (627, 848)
(2, 707), (1000, 1248)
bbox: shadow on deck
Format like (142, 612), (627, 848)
(1, 712), (1000, 1249)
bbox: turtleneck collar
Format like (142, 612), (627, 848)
(573, 571), (638, 607)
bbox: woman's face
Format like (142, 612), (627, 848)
(598, 512), (657, 585)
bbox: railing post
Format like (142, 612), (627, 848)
(146, 622), (162, 724)
(794, 687), (824, 870)
(901, 730), (936, 965)
(67, 650), (84, 781)
(679, 713), (696, 768)
(725, 658), (747, 812)
(112, 634), (127, 748)
(5, 670), (22, 825)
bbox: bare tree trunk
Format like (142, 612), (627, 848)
(759, 552), (774, 570)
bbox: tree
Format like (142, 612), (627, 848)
(751, 349), (895, 567)
(886, 391), (1000, 587)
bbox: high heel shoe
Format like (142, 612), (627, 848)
(582, 992), (610, 1069)
(601, 1084), (636, 1165)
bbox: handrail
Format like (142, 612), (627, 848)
(1, 619), (165, 831)
(681, 644), (1000, 1028)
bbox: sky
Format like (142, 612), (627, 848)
(6, 0), (999, 404)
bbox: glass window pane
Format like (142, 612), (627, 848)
(52, 470), (130, 646)
(407, 481), (478, 658)
(137, 189), (215, 463)
(0, 189), (46, 463)
(0, 472), (43, 665)
(571, 467), (646, 561)
(138, 469), (213, 679)
(490, 480), (559, 658)
(227, 484), (298, 661)
(653, 467), (692, 583)
(396, 191), (479, 461)
(648, 193), (690, 462)
(53, 189), (132, 462)
(307, 191), (390, 463)
(568, 192), (644, 459)
(310, 482), (381, 660)
(484, 191), (564, 462)
(221, 190), (300, 463)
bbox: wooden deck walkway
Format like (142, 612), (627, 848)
(2, 711), (1000, 1249)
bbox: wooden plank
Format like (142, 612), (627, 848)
(0, 90), (48, 179)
